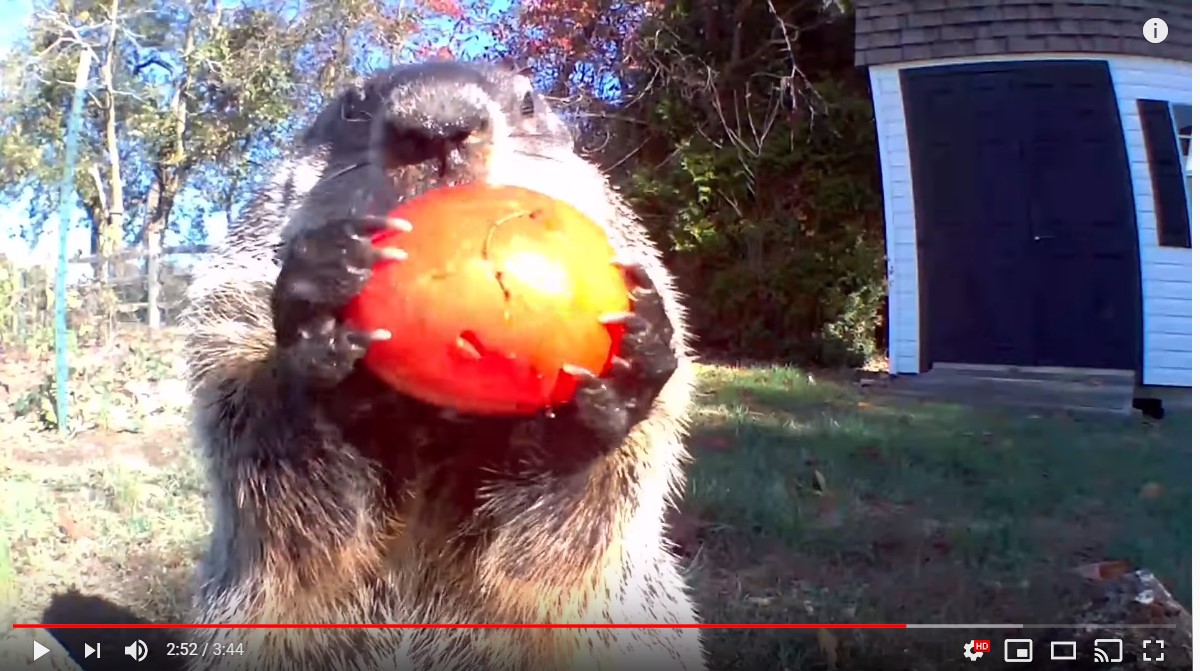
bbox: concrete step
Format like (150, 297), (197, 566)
(929, 362), (1135, 386)
(868, 365), (1135, 415)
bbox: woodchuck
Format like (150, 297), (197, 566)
(180, 59), (706, 671)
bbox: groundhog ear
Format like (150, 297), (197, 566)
(333, 83), (373, 124)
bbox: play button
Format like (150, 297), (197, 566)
(32, 640), (49, 661)
(84, 643), (98, 658)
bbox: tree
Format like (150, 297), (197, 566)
(0, 0), (436, 328)
(0, 0), (439, 249)
(615, 0), (886, 364)
(483, 0), (885, 364)
(0, 0), (123, 254)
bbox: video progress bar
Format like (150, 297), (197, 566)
(12, 623), (1181, 630)
(906, 624), (1177, 630)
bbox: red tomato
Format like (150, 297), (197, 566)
(341, 183), (631, 416)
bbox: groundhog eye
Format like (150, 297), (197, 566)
(519, 91), (536, 118)
(340, 96), (372, 122)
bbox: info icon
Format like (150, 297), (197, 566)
(1142, 18), (1168, 44)
(1004, 638), (1034, 663)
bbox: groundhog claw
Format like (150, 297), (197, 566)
(272, 215), (408, 387)
(374, 247), (409, 263)
(561, 364), (597, 379)
(567, 262), (677, 447)
(606, 356), (634, 377)
(345, 213), (413, 234)
(282, 319), (381, 387)
(613, 260), (654, 288)
(598, 311), (638, 326)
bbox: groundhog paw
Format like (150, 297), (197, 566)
(272, 215), (410, 386)
(564, 261), (677, 446)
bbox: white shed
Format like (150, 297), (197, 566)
(855, 0), (1192, 397)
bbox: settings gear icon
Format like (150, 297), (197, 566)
(964, 642), (984, 661)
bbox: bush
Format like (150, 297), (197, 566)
(613, 4), (887, 366)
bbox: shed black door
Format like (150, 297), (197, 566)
(901, 60), (1140, 371)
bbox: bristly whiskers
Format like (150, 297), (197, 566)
(322, 160), (373, 183)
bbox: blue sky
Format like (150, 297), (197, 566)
(0, 0), (96, 266)
(0, 0), (505, 268)
(0, 0), (280, 266)
(0, 0), (29, 47)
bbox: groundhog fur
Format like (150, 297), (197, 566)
(180, 60), (707, 671)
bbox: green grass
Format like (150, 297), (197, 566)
(0, 439), (207, 629)
(684, 365), (1191, 669)
(0, 363), (1190, 669)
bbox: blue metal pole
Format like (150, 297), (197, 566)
(54, 47), (94, 434)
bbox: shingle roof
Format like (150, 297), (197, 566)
(854, 0), (1191, 66)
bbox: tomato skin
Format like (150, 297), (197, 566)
(341, 183), (631, 416)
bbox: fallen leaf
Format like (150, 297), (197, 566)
(665, 511), (708, 557)
(810, 468), (828, 494)
(700, 435), (734, 452)
(816, 629), (839, 669)
(863, 497), (906, 518)
(856, 401), (873, 409)
(1073, 560), (1133, 582)
(57, 505), (93, 540)
(928, 536), (952, 557)
(857, 445), (883, 461)
(1139, 482), (1164, 500)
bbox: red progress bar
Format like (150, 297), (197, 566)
(14, 623), (907, 630)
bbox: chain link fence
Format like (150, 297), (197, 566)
(0, 247), (215, 435)
(0, 247), (210, 357)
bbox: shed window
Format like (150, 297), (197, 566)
(1137, 99), (1191, 248)
(1172, 104), (1191, 203)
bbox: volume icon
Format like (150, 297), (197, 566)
(125, 640), (148, 662)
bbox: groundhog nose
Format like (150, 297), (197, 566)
(377, 106), (489, 168)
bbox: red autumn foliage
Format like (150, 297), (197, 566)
(425, 0), (464, 19)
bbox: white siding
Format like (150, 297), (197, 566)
(868, 53), (1193, 385)
(868, 66), (920, 373)
(1108, 57), (1192, 386)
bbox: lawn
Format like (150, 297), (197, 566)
(0, 356), (1191, 670)
(684, 365), (1191, 669)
